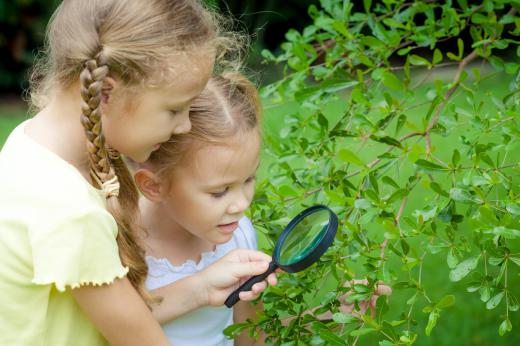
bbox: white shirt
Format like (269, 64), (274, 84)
(145, 216), (258, 346)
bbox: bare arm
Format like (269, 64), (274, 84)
(150, 274), (206, 324)
(71, 277), (170, 346)
(234, 300), (267, 346)
(150, 249), (277, 325)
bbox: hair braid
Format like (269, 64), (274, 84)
(79, 53), (154, 305)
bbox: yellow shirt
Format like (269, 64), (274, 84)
(0, 121), (129, 346)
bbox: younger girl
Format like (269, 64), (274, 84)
(134, 72), (264, 345)
(0, 1), (274, 345)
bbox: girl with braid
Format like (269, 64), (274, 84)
(0, 1), (275, 345)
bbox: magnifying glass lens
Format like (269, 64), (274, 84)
(278, 209), (330, 266)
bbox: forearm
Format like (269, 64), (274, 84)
(234, 301), (267, 346)
(150, 274), (207, 324)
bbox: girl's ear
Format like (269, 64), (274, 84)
(101, 77), (117, 104)
(134, 168), (164, 202)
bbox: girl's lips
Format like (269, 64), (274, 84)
(217, 221), (239, 234)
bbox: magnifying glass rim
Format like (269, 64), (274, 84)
(273, 205), (338, 273)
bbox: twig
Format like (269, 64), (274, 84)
(424, 49), (480, 155)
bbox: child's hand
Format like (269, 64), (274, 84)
(337, 279), (392, 318)
(315, 279), (392, 321)
(199, 249), (277, 307)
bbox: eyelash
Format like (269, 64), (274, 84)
(210, 176), (256, 199)
(211, 187), (229, 199)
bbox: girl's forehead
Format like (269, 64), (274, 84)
(152, 48), (215, 86)
(190, 133), (261, 179)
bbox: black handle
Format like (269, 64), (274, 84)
(224, 261), (278, 308)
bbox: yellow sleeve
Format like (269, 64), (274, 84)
(28, 209), (129, 291)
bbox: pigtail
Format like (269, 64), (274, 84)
(79, 53), (153, 305)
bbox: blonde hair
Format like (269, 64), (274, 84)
(28, 0), (242, 305)
(146, 72), (261, 180)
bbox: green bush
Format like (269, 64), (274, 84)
(231, 1), (520, 345)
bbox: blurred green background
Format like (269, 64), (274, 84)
(1, 0), (518, 345)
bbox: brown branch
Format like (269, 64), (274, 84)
(424, 48), (480, 155)
(395, 197), (408, 227)
(381, 196), (408, 259)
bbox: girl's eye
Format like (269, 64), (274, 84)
(245, 176), (256, 184)
(210, 187), (229, 198)
(169, 110), (180, 116)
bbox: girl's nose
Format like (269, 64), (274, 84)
(227, 193), (251, 215)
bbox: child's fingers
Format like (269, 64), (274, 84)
(229, 260), (270, 280)
(266, 273), (277, 286)
(238, 290), (260, 302)
(375, 282), (392, 296)
(251, 281), (267, 294)
(230, 249), (272, 263)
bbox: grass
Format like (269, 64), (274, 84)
(0, 102), (28, 145)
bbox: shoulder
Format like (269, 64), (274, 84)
(233, 216), (258, 250)
(0, 121), (107, 220)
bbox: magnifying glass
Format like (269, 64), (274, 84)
(225, 205), (338, 308)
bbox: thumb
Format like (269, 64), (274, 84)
(229, 260), (270, 280)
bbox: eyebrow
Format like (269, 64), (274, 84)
(202, 162), (260, 189)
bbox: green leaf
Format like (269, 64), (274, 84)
(457, 38), (464, 58)
(382, 71), (403, 91)
(409, 54), (430, 66)
(506, 204), (520, 215)
(447, 249), (458, 269)
(510, 257), (520, 267)
(488, 256), (503, 266)
(436, 295), (456, 309)
(277, 184), (299, 197)
(508, 294), (519, 312)
(332, 312), (355, 324)
(363, 0), (372, 13)
(449, 188), (473, 202)
(486, 291), (504, 310)
(431, 182), (449, 197)
(498, 319), (512, 336)
(414, 159), (447, 171)
(223, 322), (249, 337)
(479, 286), (491, 302)
(425, 310), (439, 336)
(350, 328), (375, 337)
(382, 176), (400, 189)
(491, 226), (520, 239)
(451, 149), (461, 166)
(395, 114), (407, 134)
(338, 148), (365, 166)
(319, 328), (348, 345)
(449, 256), (480, 282)
(355, 199), (372, 209)
(433, 49), (443, 64)
(370, 135), (402, 148)
(317, 113), (328, 131)
(387, 188), (408, 204)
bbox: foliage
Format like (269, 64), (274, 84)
(227, 0), (520, 344)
